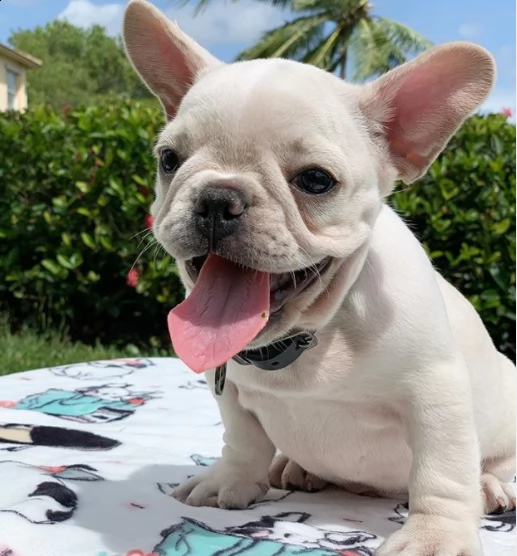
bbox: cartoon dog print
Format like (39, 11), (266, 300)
(179, 378), (208, 390)
(480, 509), (516, 533)
(49, 358), (155, 381)
(154, 512), (376, 556)
(0, 460), (103, 524)
(388, 503), (409, 526)
(4, 384), (159, 424)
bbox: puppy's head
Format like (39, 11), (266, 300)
(123, 0), (494, 347)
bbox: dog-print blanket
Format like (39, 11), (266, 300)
(0, 357), (514, 556)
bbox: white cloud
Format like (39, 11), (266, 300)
(166, 1), (284, 45)
(57, 0), (284, 46)
(458, 23), (477, 38)
(58, 0), (125, 37)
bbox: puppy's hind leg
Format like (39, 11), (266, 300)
(481, 354), (516, 514)
(269, 453), (329, 493)
(481, 456), (516, 514)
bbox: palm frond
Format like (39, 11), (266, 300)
(302, 25), (342, 68)
(236, 14), (328, 61)
(374, 17), (432, 55)
(348, 17), (383, 80)
(177, 0), (431, 84)
(239, 0), (294, 9)
(291, 0), (351, 14)
(291, 0), (325, 12)
(350, 16), (430, 81)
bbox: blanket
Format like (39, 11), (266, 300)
(0, 357), (514, 556)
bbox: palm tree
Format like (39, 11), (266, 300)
(234, 0), (432, 81)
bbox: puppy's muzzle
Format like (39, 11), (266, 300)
(193, 185), (249, 252)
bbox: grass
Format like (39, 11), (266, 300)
(0, 317), (135, 376)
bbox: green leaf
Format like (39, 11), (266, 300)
(108, 176), (124, 196)
(80, 232), (96, 249)
(52, 196), (67, 208)
(132, 174), (148, 186)
(75, 181), (89, 193)
(99, 236), (114, 250)
(492, 218), (510, 235)
(69, 252), (84, 269)
(87, 270), (101, 282)
(41, 259), (62, 275)
(57, 254), (74, 269)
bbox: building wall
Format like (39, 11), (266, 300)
(0, 55), (28, 112)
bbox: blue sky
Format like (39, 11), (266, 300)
(0, 0), (515, 115)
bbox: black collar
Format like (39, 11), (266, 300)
(214, 331), (318, 395)
(233, 331), (318, 370)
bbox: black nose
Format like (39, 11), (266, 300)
(194, 186), (248, 252)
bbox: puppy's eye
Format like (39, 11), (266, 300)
(160, 149), (180, 174)
(293, 168), (336, 194)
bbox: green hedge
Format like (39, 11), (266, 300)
(0, 101), (177, 353)
(391, 115), (515, 360)
(1, 101), (515, 359)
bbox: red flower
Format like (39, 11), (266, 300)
(62, 104), (71, 116)
(501, 107), (513, 118)
(144, 214), (154, 229)
(126, 268), (139, 287)
(139, 185), (149, 196)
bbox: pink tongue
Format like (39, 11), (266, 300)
(168, 255), (270, 373)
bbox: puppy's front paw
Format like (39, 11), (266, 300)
(172, 464), (269, 509)
(376, 515), (481, 556)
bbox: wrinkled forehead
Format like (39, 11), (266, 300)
(159, 60), (363, 156)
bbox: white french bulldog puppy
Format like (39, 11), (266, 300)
(123, 1), (516, 555)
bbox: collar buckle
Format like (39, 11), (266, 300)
(232, 331), (318, 371)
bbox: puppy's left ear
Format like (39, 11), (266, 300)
(360, 42), (495, 184)
(123, 0), (222, 119)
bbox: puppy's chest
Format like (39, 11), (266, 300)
(236, 384), (410, 488)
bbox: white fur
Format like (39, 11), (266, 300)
(123, 2), (516, 554)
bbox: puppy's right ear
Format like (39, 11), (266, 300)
(123, 0), (221, 119)
(359, 42), (495, 185)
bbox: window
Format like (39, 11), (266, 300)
(6, 69), (18, 110)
